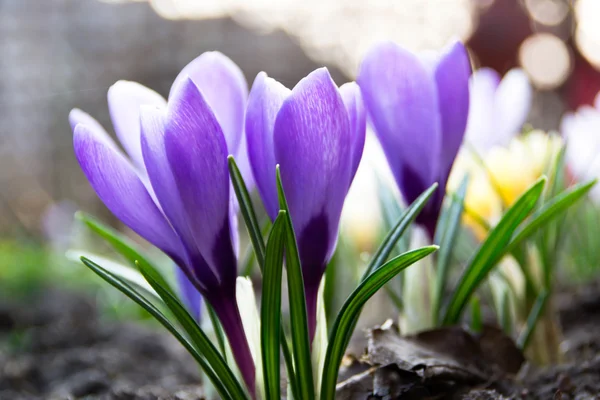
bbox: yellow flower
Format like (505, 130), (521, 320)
(449, 131), (564, 240)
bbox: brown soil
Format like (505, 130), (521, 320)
(0, 282), (599, 399)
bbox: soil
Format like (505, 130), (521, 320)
(0, 282), (599, 399)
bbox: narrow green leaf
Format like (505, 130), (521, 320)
(261, 211), (287, 400)
(135, 260), (249, 400)
(76, 212), (175, 296)
(276, 166), (315, 400)
(206, 303), (228, 359)
(507, 179), (597, 254)
(364, 183), (438, 279)
(442, 177), (546, 325)
(517, 289), (549, 350)
(433, 175), (468, 323)
(79, 257), (234, 400)
(320, 246), (438, 400)
(228, 156), (266, 269)
(469, 296), (482, 334)
(499, 290), (513, 336)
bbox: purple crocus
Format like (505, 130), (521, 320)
(357, 41), (471, 240)
(70, 52), (256, 394)
(246, 68), (366, 339)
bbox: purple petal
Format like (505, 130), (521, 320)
(339, 82), (367, 188)
(69, 109), (115, 149)
(73, 123), (180, 258)
(464, 68), (501, 153)
(246, 72), (291, 220)
(164, 77), (236, 291)
(140, 105), (219, 292)
(431, 40), (471, 183)
(108, 81), (166, 168)
(358, 41), (441, 203)
(176, 267), (202, 322)
(493, 68), (532, 146)
(274, 68), (351, 271)
(170, 52), (248, 155)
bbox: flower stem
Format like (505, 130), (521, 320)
(209, 293), (256, 398)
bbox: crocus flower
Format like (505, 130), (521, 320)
(70, 52), (256, 394)
(357, 41), (471, 239)
(246, 68), (366, 338)
(464, 68), (532, 154)
(561, 94), (600, 202)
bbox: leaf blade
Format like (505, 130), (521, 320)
(320, 246), (439, 400)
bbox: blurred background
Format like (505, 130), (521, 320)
(1, 0), (600, 296)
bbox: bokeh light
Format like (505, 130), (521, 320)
(519, 33), (571, 89)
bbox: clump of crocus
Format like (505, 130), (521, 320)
(246, 68), (366, 339)
(70, 52), (256, 393)
(357, 40), (471, 240)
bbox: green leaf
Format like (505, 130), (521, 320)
(506, 179), (597, 254)
(442, 177), (546, 325)
(364, 183), (438, 279)
(135, 260), (249, 400)
(320, 246), (439, 400)
(206, 303), (228, 359)
(517, 289), (549, 350)
(276, 166), (315, 400)
(261, 211), (287, 400)
(433, 175), (468, 323)
(76, 212), (175, 296)
(229, 156), (266, 270)
(469, 296), (482, 334)
(79, 257), (234, 400)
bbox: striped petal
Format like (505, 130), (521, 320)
(274, 68), (351, 276)
(107, 81), (166, 168)
(164, 77), (236, 291)
(340, 82), (367, 188)
(170, 52), (248, 156)
(73, 123), (180, 259)
(246, 72), (291, 220)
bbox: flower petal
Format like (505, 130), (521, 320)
(170, 52), (248, 155)
(246, 72), (291, 219)
(165, 77), (237, 290)
(69, 108), (115, 148)
(274, 68), (351, 272)
(339, 82), (367, 187)
(140, 105), (219, 291)
(464, 68), (500, 153)
(73, 123), (180, 259)
(494, 68), (532, 146)
(358, 41), (441, 204)
(107, 81), (166, 168)
(176, 267), (202, 322)
(432, 40), (471, 180)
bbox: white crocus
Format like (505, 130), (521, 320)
(561, 94), (600, 202)
(465, 68), (533, 155)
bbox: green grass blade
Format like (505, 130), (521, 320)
(469, 296), (482, 333)
(506, 179), (597, 254)
(79, 257), (234, 400)
(364, 183), (438, 279)
(433, 175), (468, 323)
(276, 166), (315, 400)
(442, 177), (546, 325)
(76, 212), (175, 295)
(228, 155), (266, 269)
(206, 303), (228, 359)
(516, 289), (549, 350)
(261, 211), (287, 400)
(135, 260), (249, 400)
(320, 246), (438, 400)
